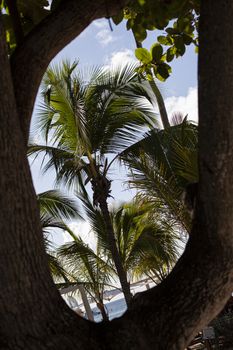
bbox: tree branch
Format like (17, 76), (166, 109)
(6, 0), (24, 45)
(102, 234), (233, 349)
(10, 0), (128, 144)
(101, 1), (233, 348)
(5, 1), (233, 349)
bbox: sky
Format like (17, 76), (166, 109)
(29, 18), (198, 246)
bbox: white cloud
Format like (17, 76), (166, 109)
(106, 49), (136, 67)
(96, 29), (115, 46)
(164, 86), (198, 123)
(93, 19), (116, 46)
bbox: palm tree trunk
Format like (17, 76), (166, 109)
(134, 37), (170, 129)
(148, 78), (170, 129)
(98, 198), (132, 306)
(96, 298), (109, 321)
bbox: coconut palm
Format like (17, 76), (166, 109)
(28, 60), (157, 305)
(56, 193), (180, 322)
(57, 233), (116, 321)
(121, 117), (198, 233)
(79, 190), (180, 285)
(37, 189), (81, 276)
(112, 200), (180, 283)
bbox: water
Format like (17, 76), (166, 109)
(92, 298), (127, 322)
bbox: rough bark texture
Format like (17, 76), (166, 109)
(1, 1), (233, 349)
(0, 17), (100, 350)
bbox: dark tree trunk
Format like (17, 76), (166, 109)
(97, 299), (109, 322)
(1, 1), (233, 349)
(0, 17), (99, 350)
(98, 196), (132, 306)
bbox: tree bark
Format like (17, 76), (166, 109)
(1, 1), (233, 349)
(0, 17), (96, 349)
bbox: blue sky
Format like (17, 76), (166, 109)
(30, 18), (198, 245)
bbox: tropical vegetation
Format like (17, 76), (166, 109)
(28, 60), (160, 305)
(54, 191), (180, 321)
(29, 59), (199, 315)
(121, 114), (198, 234)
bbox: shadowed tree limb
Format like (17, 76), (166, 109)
(0, 1), (233, 349)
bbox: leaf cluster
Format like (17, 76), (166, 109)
(112, 0), (199, 81)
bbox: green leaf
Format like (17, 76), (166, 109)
(135, 48), (152, 64)
(146, 73), (153, 81)
(151, 44), (163, 62)
(126, 18), (134, 30)
(157, 35), (173, 46)
(166, 27), (178, 35)
(156, 63), (171, 81)
(184, 24), (195, 35)
(174, 36), (185, 56)
(177, 17), (190, 32)
(133, 25), (147, 42)
(166, 47), (175, 62)
(182, 34), (193, 45)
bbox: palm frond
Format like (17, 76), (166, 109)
(121, 120), (198, 232)
(38, 190), (82, 221)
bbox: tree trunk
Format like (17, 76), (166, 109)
(1, 1), (233, 349)
(97, 299), (109, 322)
(0, 17), (99, 350)
(148, 78), (170, 129)
(98, 197), (132, 306)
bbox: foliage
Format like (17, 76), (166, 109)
(1, 0), (199, 77)
(28, 61), (157, 191)
(113, 0), (199, 81)
(112, 200), (180, 282)
(37, 189), (82, 280)
(121, 117), (198, 232)
(55, 193), (180, 299)
(57, 232), (115, 305)
(28, 60), (158, 305)
(38, 189), (81, 235)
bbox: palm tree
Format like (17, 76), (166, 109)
(56, 194), (180, 322)
(37, 190), (96, 320)
(38, 189), (82, 234)
(112, 200), (180, 283)
(37, 189), (82, 276)
(28, 61), (157, 305)
(79, 191), (180, 286)
(121, 117), (198, 233)
(57, 233), (115, 321)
